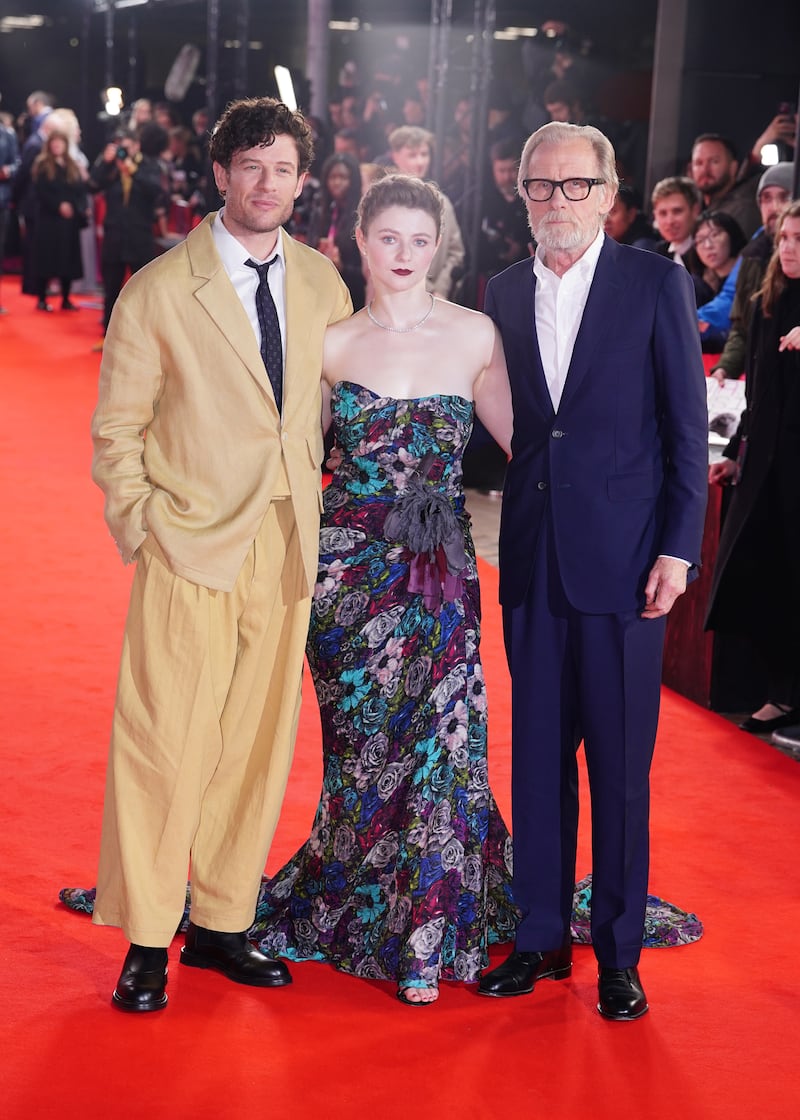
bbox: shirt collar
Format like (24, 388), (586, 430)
(533, 227), (605, 284)
(212, 208), (286, 277)
(668, 234), (694, 255)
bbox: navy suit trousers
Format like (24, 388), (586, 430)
(503, 517), (666, 968)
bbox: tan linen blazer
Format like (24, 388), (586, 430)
(91, 213), (353, 593)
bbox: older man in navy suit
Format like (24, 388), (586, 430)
(478, 122), (708, 1019)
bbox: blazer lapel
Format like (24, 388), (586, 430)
(509, 260), (554, 420)
(187, 214), (279, 414)
(558, 236), (626, 412)
(281, 229), (316, 418)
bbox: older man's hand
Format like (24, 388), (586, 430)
(641, 556), (689, 619)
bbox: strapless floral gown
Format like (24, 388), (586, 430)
(251, 382), (517, 990)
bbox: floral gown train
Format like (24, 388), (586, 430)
(250, 382), (517, 989)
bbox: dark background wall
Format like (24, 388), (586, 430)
(0, 1), (796, 179)
(678, 1), (800, 167)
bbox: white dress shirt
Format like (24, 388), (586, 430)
(532, 228), (604, 412)
(211, 210), (288, 381)
(666, 234), (694, 268)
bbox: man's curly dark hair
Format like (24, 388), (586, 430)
(208, 97), (314, 173)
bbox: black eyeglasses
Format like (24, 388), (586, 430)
(521, 177), (606, 202)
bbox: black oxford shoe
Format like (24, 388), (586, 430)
(478, 945), (572, 997)
(112, 944), (168, 1012)
(597, 966), (649, 1020)
(180, 922), (292, 987)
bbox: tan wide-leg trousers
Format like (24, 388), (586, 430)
(93, 500), (311, 946)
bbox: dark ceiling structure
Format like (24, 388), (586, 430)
(0, 1), (658, 141)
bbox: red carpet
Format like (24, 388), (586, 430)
(1, 277), (798, 1119)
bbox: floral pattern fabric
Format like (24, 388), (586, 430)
(250, 382), (518, 989)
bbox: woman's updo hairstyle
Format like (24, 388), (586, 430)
(356, 173), (444, 239)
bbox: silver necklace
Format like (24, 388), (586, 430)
(366, 293), (435, 333)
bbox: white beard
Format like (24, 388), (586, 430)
(533, 213), (601, 252)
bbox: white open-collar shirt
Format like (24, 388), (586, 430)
(667, 234), (694, 268)
(532, 227), (604, 412)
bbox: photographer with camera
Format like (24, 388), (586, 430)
(89, 122), (170, 348)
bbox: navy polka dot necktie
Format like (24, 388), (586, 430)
(245, 256), (283, 413)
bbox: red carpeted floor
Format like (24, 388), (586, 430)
(1, 277), (798, 1119)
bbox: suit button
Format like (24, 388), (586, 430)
(537, 481), (548, 490)
(552, 429), (565, 438)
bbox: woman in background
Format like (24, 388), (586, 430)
(695, 210), (747, 351)
(707, 200), (800, 733)
(31, 130), (88, 312)
(308, 151), (366, 309)
(46, 108), (97, 294)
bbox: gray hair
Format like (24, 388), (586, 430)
(517, 121), (619, 205)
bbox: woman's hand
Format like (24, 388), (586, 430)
(326, 445), (343, 471)
(778, 326), (800, 352)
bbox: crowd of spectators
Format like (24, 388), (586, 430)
(0, 30), (796, 353)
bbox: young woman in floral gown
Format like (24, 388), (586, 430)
(251, 175), (516, 1004)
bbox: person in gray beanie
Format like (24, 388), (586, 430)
(710, 161), (794, 381)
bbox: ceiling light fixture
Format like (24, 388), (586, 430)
(274, 66), (297, 112)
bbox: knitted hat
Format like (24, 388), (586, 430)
(757, 162), (795, 198)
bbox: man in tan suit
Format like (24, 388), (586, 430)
(91, 97), (352, 1012)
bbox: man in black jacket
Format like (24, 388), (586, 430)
(649, 175), (712, 306)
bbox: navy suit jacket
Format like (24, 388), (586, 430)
(485, 235), (708, 614)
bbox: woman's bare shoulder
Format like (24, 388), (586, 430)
(323, 309), (368, 380)
(434, 299), (497, 358)
(437, 298), (494, 333)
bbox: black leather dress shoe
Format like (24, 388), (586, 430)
(597, 966), (648, 1020)
(180, 922), (291, 987)
(477, 945), (572, 997)
(112, 944), (168, 1012)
